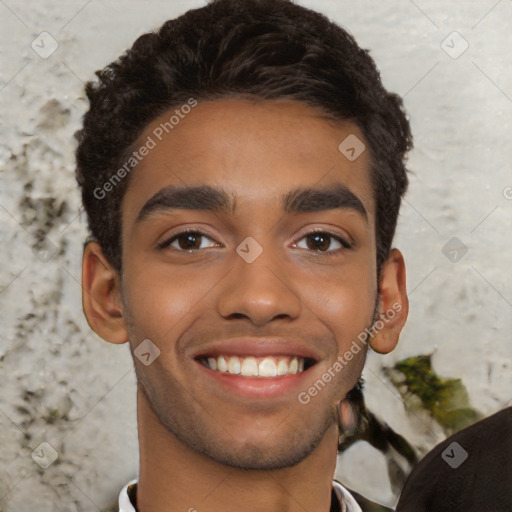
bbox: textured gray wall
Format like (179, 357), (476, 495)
(1, 1), (511, 510)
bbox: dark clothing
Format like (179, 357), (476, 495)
(396, 406), (512, 512)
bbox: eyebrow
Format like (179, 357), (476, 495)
(135, 183), (368, 224)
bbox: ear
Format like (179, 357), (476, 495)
(81, 241), (129, 344)
(369, 248), (408, 354)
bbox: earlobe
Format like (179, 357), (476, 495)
(369, 248), (408, 354)
(81, 241), (129, 344)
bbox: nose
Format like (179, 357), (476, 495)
(216, 238), (302, 326)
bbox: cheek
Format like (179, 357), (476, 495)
(303, 267), (376, 344)
(122, 255), (231, 347)
(329, 290), (374, 343)
(122, 261), (199, 340)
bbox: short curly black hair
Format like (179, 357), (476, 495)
(75, 0), (412, 277)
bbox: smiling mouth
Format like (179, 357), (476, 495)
(196, 355), (317, 377)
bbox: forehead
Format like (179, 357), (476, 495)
(121, 99), (375, 228)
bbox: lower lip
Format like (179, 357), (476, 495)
(194, 360), (316, 399)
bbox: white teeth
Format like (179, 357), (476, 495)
(277, 359), (288, 375)
(241, 356), (258, 376)
(259, 357), (278, 377)
(228, 356), (241, 374)
(203, 355), (309, 377)
(217, 355), (228, 372)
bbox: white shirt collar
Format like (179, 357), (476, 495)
(332, 480), (363, 512)
(118, 479), (137, 512)
(118, 479), (362, 512)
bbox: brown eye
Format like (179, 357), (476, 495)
(306, 233), (330, 251)
(157, 230), (218, 252)
(176, 232), (203, 250)
(295, 231), (351, 254)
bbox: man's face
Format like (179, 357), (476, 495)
(119, 99), (378, 470)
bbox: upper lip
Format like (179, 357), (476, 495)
(191, 337), (321, 362)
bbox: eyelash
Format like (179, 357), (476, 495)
(157, 228), (352, 256)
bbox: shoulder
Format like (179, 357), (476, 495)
(396, 407), (512, 511)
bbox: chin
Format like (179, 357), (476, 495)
(200, 440), (319, 471)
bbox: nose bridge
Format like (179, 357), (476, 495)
(216, 233), (302, 324)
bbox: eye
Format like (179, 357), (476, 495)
(157, 230), (219, 252)
(294, 230), (352, 255)
(157, 228), (352, 255)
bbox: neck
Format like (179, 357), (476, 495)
(135, 387), (340, 512)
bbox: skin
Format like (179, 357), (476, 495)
(82, 99), (408, 512)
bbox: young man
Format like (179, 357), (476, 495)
(75, 0), (412, 510)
